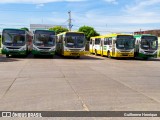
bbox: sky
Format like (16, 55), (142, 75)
(0, 0), (160, 34)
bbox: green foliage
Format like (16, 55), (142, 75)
(0, 37), (1, 48)
(78, 26), (100, 41)
(21, 27), (29, 31)
(49, 26), (69, 34)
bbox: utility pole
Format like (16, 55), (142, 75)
(68, 11), (72, 31)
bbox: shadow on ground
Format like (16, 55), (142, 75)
(0, 56), (20, 62)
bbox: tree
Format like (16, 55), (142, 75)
(49, 26), (68, 34)
(78, 26), (100, 41)
(21, 27), (29, 32)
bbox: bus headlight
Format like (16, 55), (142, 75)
(116, 50), (121, 54)
(139, 49), (145, 53)
(65, 49), (71, 52)
(50, 47), (56, 51)
(20, 46), (26, 51)
(130, 49), (134, 53)
(33, 46), (39, 50)
(2, 46), (8, 50)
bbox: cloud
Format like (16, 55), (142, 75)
(0, 0), (86, 4)
(104, 0), (118, 4)
(125, 0), (160, 14)
(36, 3), (44, 8)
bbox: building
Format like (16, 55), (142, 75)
(30, 24), (67, 33)
(134, 30), (160, 37)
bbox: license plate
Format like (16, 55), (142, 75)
(71, 53), (79, 55)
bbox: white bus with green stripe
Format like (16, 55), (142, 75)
(32, 30), (56, 57)
(1, 28), (32, 57)
(134, 34), (158, 59)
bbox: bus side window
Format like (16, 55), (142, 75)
(95, 38), (100, 45)
(108, 38), (112, 45)
(104, 38), (107, 45)
(90, 39), (92, 44)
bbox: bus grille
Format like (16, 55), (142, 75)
(7, 47), (20, 49)
(69, 49), (81, 51)
(38, 47), (50, 50)
(144, 51), (155, 53)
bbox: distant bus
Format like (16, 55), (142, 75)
(1, 28), (32, 57)
(90, 33), (135, 58)
(32, 30), (56, 57)
(134, 34), (158, 59)
(158, 37), (160, 57)
(56, 32), (86, 58)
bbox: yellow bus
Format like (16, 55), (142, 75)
(56, 32), (86, 58)
(158, 37), (160, 57)
(90, 33), (135, 58)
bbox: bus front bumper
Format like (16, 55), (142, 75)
(2, 49), (27, 55)
(138, 53), (157, 58)
(32, 50), (55, 56)
(115, 52), (134, 58)
(63, 51), (85, 56)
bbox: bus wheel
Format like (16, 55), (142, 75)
(6, 54), (9, 58)
(95, 50), (98, 56)
(76, 56), (80, 59)
(34, 55), (38, 58)
(143, 57), (148, 60)
(107, 51), (111, 58)
(101, 53), (104, 57)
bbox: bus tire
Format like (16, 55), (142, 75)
(95, 50), (98, 56)
(107, 51), (111, 58)
(143, 57), (148, 60)
(34, 55), (38, 58)
(6, 54), (9, 58)
(101, 53), (104, 57)
(76, 56), (80, 59)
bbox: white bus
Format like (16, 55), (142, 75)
(1, 28), (32, 57)
(32, 29), (56, 57)
(134, 34), (158, 59)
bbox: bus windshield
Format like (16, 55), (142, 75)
(116, 35), (135, 50)
(65, 36), (85, 48)
(2, 29), (25, 46)
(65, 33), (85, 48)
(34, 31), (55, 47)
(141, 36), (158, 50)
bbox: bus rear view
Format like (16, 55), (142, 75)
(32, 30), (56, 57)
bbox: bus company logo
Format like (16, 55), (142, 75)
(2, 112), (12, 117)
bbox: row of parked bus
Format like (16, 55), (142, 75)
(0, 28), (159, 59)
(0, 28), (86, 58)
(90, 33), (158, 59)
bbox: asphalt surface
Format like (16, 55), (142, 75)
(0, 54), (160, 120)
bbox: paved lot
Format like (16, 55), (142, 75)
(0, 55), (160, 120)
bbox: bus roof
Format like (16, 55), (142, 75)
(2, 28), (32, 35)
(105, 33), (133, 37)
(3, 28), (25, 31)
(57, 31), (84, 36)
(134, 34), (157, 38)
(90, 36), (106, 39)
(90, 33), (133, 39)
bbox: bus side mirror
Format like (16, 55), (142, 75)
(0, 35), (1, 38)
